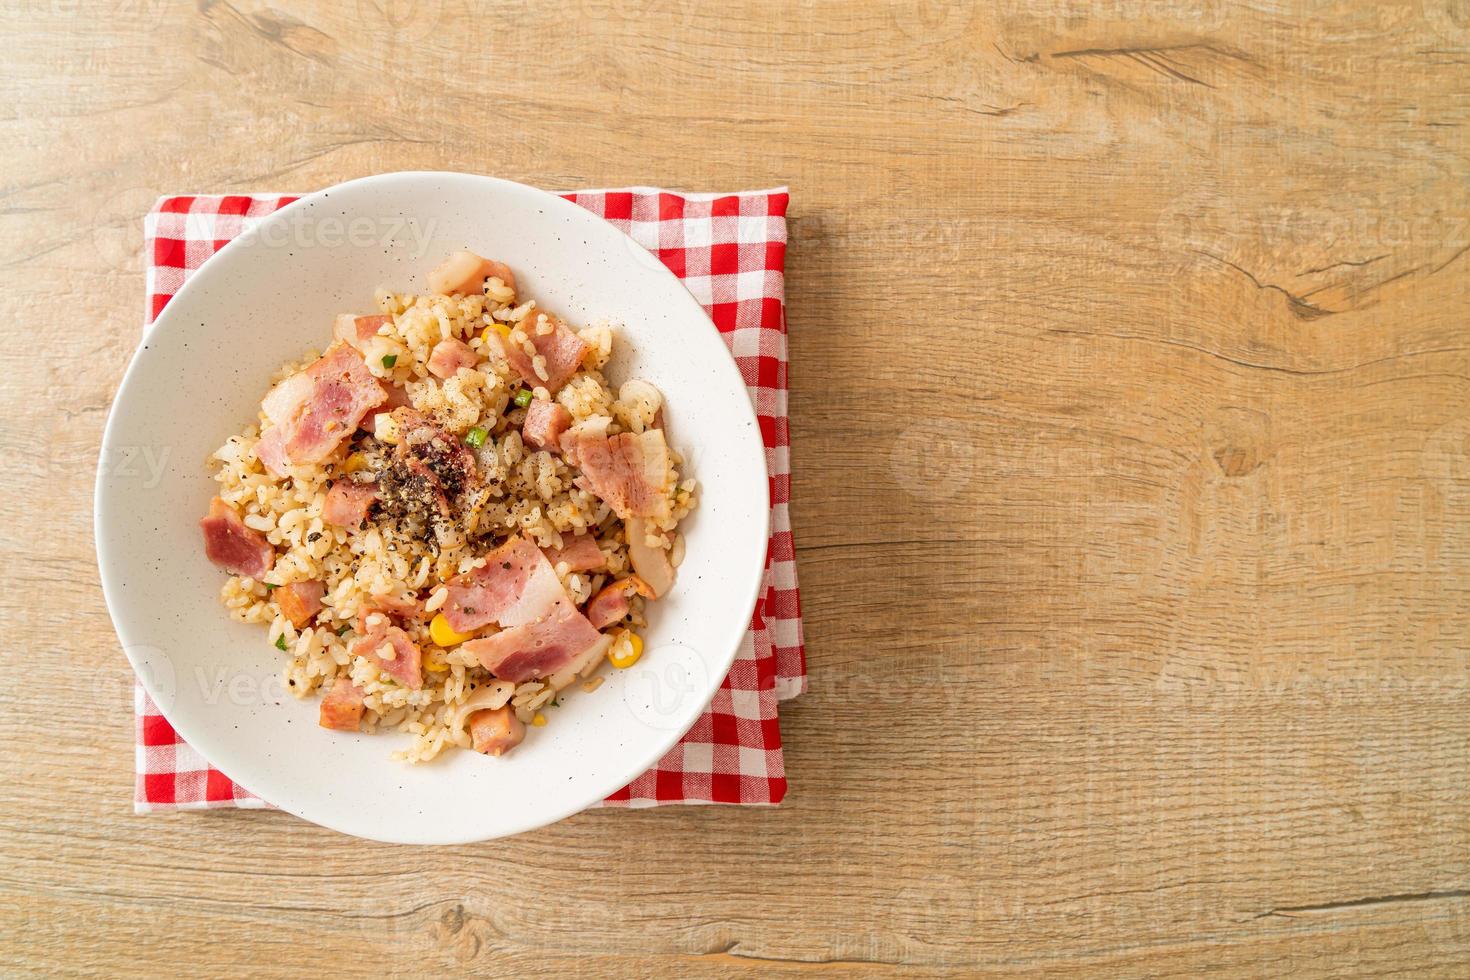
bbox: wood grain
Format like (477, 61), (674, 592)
(2, 0), (1469, 974)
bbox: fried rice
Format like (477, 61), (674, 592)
(203, 254), (695, 763)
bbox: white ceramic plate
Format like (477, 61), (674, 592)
(95, 172), (769, 844)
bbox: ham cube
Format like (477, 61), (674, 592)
(350, 625), (424, 690)
(584, 576), (653, 629)
(541, 531), (604, 572)
(276, 580), (325, 628)
(468, 705), (525, 757)
(585, 581), (630, 629)
(199, 497), (275, 579)
(522, 398), (571, 453)
(323, 480), (378, 528)
(318, 678), (366, 731)
(427, 337), (478, 379)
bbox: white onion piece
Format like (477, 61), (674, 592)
(447, 680), (516, 734)
(626, 517), (674, 598)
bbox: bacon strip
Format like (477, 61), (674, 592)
(443, 536), (565, 633)
(257, 343), (387, 468)
(461, 597), (604, 683)
(560, 419), (674, 523)
(500, 311), (587, 392)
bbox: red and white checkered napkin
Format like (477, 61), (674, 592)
(134, 187), (805, 813)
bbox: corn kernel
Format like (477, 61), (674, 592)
(482, 323), (511, 344)
(373, 412), (400, 446)
(607, 630), (643, 669)
(531, 712), (548, 727)
(342, 453), (369, 474)
(429, 613), (472, 647)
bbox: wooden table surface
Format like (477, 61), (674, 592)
(4, 1), (1469, 975)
